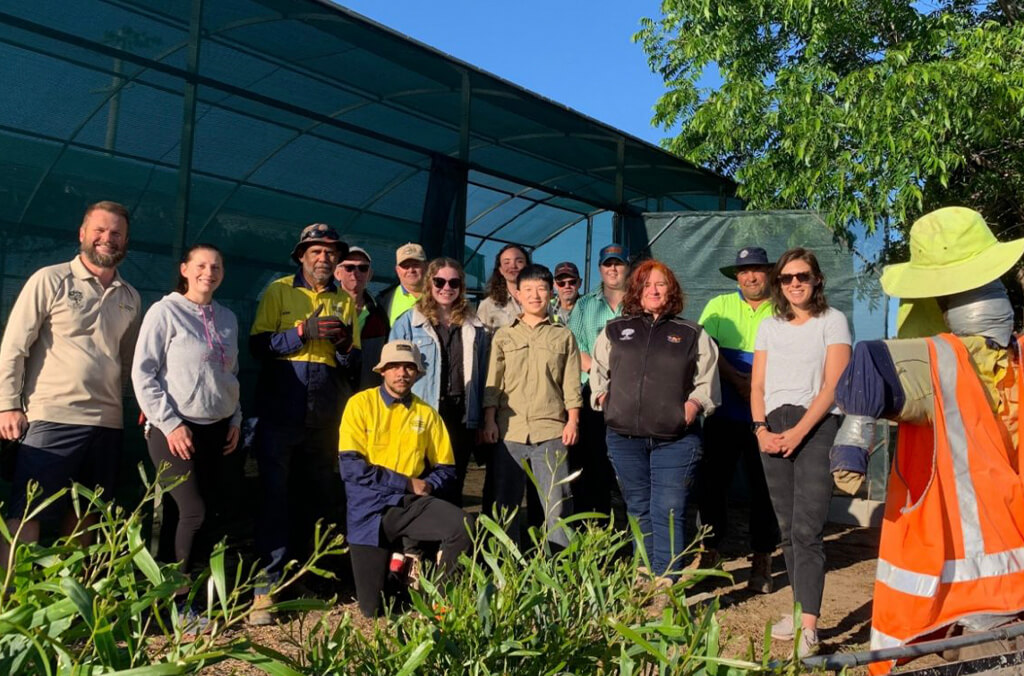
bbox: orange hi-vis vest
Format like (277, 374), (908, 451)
(868, 333), (1024, 675)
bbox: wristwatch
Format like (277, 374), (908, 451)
(751, 421), (770, 433)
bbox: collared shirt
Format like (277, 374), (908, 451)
(483, 317), (583, 443)
(387, 285), (418, 326)
(698, 291), (774, 419)
(338, 386), (455, 546)
(477, 295), (522, 332)
(0, 256), (141, 428)
(568, 285), (622, 383)
(550, 297), (575, 326)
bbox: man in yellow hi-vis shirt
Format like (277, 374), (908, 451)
(339, 340), (470, 617)
(249, 223), (360, 624)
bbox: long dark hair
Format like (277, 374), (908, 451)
(175, 243), (223, 294)
(770, 247), (829, 320)
(484, 244), (530, 307)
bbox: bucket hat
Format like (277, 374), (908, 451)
(880, 207), (1024, 299)
(373, 340), (426, 375)
(291, 223), (347, 264)
(719, 246), (774, 279)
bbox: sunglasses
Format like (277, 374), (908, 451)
(339, 263), (369, 273)
(778, 272), (813, 285)
(432, 277), (462, 290)
(555, 278), (579, 288)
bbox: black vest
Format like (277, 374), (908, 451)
(603, 314), (701, 439)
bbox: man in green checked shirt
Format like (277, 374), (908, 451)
(567, 244), (629, 519)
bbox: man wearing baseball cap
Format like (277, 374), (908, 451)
(550, 261), (581, 325)
(335, 246), (389, 390)
(567, 243), (630, 519)
(694, 246), (779, 592)
(376, 242), (427, 325)
(248, 222), (360, 624)
(339, 340), (469, 617)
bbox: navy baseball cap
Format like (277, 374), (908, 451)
(598, 244), (629, 265)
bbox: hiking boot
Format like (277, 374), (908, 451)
(796, 627), (820, 658)
(248, 593), (273, 627)
(771, 614), (795, 640)
(747, 552), (773, 594)
(688, 548), (721, 571)
(404, 553), (423, 591)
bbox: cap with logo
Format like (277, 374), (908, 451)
(599, 244), (629, 265)
(373, 339), (426, 374)
(291, 223), (347, 264)
(719, 246), (774, 279)
(395, 242), (426, 265)
(553, 261), (580, 279)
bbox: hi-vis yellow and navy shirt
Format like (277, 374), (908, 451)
(250, 270), (360, 428)
(338, 386), (455, 546)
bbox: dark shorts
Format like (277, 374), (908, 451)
(7, 421), (122, 520)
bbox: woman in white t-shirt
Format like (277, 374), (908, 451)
(750, 247), (851, 657)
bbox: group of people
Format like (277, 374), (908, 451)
(14, 199), (1020, 671)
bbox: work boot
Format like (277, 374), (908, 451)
(747, 552), (773, 594)
(645, 576), (675, 618)
(688, 548), (721, 571)
(248, 593), (273, 626)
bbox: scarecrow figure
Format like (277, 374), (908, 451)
(830, 207), (1024, 674)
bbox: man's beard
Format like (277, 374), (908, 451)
(81, 241), (126, 268)
(306, 265), (334, 285)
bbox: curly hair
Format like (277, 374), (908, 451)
(770, 247), (830, 320)
(484, 244), (531, 307)
(416, 258), (473, 326)
(622, 259), (685, 317)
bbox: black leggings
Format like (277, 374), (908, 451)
(147, 418), (233, 571)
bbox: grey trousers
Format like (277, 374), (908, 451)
(760, 405), (840, 617)
(494, 438), (573, 548)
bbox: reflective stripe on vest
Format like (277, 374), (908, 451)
(869, 334), (1024, 675)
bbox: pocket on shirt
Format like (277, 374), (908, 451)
(537, 342), (569, 381)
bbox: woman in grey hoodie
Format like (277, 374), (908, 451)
(131, 244), (241, 583)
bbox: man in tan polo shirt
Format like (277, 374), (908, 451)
(0, 201), (141, 546)
(482, 264), (582, 549)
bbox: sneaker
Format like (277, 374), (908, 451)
(248, 593), (273, 626)
(771, 614), (795, 640)
(747, 552), (773, 594)
(176, 604), (210, 638)
(796, 627), (820, 657)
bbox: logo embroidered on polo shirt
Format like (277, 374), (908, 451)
(619, 328), (635, 341)
(410, 417), (427, 433)
(67, 289), (83, 309)
(667, 334), (682, 343)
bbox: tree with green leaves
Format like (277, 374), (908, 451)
(636, 0), (1024, 255)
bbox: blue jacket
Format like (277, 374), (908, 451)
(389, 308), (489, 429)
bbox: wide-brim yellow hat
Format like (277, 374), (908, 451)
(880, 207), (1024, 299)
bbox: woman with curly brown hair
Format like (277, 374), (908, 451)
(476, 244), (530, 331)
(390, 258), (489, 505)
(590, 260), (720, 586)
(751, 247), (850, 657)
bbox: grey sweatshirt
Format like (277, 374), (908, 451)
(131, 292), (241, 435)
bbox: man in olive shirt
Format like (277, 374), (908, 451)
(0, 201), (141, 546)
(482, 264), (582, 548)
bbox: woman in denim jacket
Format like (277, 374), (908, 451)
(390, 258), (489, 506)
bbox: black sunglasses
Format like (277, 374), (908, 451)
(432, 277), (462, 290)
(555, 278), (579, 288)
(340, 263), (369, 273)
(778, 272), (813, 285)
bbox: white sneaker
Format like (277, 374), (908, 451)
(796, 627), (819, 657)
(771, 614), (795, 640)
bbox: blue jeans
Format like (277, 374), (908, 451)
(606, 430), (703, 578)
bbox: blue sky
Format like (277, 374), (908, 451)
(336, 1), (674, 144)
